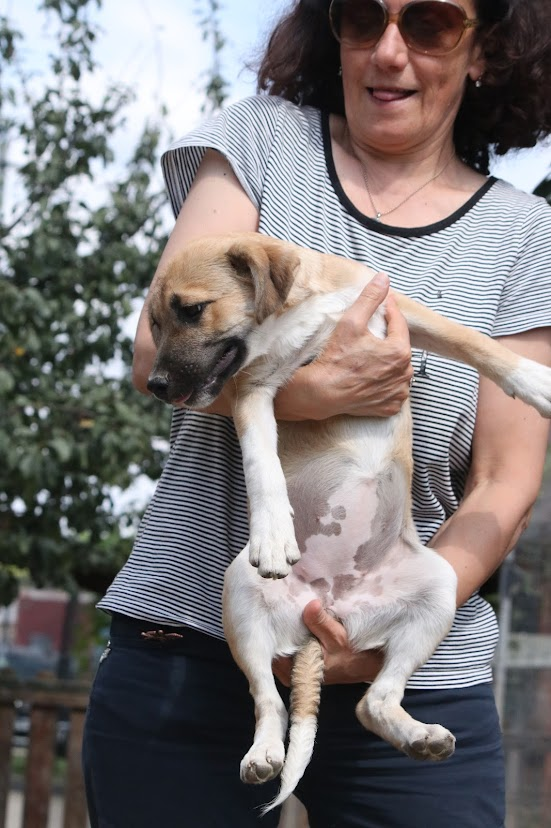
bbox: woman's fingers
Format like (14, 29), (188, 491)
(303, 599), (384, 684)
(302, 599), (348, 650)
(274, 274), (413, 419)
(273, 601), (350, 686)
(316, 272), (390, 367)
(342, 272), (390, 330)
(385, 293), (410, 342)
(384, 294), (415, 391)
(273, 601), (384, 685)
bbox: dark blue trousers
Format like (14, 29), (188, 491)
(82, 614), (505, 828)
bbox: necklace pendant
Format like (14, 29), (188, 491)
(375, 212), (382, 221)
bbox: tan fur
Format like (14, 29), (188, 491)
(388, 403), (415, 519)
(290, 638), (324, 721)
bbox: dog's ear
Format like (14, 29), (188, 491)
(226, 239), (299, 323)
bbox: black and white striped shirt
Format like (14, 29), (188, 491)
(99, 95), (551, 688)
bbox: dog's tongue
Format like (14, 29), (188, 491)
(173, 390), (193, 406)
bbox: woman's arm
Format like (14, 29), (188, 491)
(273, 327), (551, 686)
(429, 326), (551, 605)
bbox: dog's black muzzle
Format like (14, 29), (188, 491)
(147, 337), (248, 409)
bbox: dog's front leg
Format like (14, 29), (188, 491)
(233, 385), (300, 578)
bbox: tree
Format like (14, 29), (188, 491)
(0, 0), (171, 604)
(195, 0), (229, 114)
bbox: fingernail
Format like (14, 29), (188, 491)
(372, 273), (388, 288)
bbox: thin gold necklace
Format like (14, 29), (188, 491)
(346, 128), (455, 222)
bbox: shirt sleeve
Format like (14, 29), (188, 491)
(492, 195), (551, 337)
(160, 95), (286, 218)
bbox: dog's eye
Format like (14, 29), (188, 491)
(175, 302), (207, 324)
(169, 295), (208, 325)
(183, 303), (205, 321)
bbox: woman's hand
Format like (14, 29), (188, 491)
(275, 273), (413, 421)
(272, 600), (384, 687)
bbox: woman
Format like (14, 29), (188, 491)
(82, 1), (551, 826)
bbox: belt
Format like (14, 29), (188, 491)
(108, 612), (233, 660)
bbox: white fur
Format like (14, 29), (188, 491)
(505, 358), (551, 417)
(238, 391), (299, 578)
(262, 716), (318, 815)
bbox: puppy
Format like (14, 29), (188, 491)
(146, 232), (551, 812)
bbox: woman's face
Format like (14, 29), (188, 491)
(340, 0), (485, 156)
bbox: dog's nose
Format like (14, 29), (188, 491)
(147, 374), (169, 401)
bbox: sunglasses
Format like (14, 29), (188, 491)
(329, 0), (478, 56)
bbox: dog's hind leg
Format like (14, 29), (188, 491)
(354, 556), (457, 761)
(239, 657), (288, 785)
(223, 554), (289, 785)
(356, 630), (456, 761)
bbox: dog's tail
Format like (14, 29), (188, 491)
(262, 636), (324, 815)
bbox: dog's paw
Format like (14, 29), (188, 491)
(249, 506), (301, 578)
(240, 741), (285, 785)
(506, 360), (551, 418)
(403, 724), (456, 762)
(249, 536), (301, 579)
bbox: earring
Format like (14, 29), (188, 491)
(475, 75), (483, 88)
(338, 66), (342, 77)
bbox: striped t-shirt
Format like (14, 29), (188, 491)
(99, 95), (551, 689)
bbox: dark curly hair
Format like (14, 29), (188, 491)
(256, 0), (551, 174)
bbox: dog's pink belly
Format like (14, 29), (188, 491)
(267, 475), (415, 617)
(265, 535), (416, 619)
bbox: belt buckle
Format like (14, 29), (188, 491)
(140, 628), (184, 643)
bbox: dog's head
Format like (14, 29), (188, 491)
(146, 233), (299, 409)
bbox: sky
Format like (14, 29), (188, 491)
(3, 0), (550, 198)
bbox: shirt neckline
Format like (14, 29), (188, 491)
(321, 110), (497, 238)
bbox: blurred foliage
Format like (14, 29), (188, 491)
(195, 0), (229, 114)
(0, 0), (171, 603)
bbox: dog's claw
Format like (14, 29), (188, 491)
(403, 725), (456, 762)
(240, 742), (285, 785)
(259, 563), (291, 579)
(357, 700), (456, 764)
(248, 509), (301, 578)
(251, 540), (300, 579)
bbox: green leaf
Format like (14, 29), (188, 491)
(49, 436), (73, 463)
(0, 368), (15, 394)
